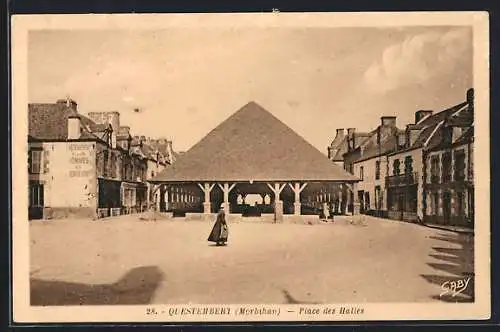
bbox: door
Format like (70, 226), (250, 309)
(358, 191), (365, 213)
(375, 186), (382, 216)
(364, 192), (370, 212)
(397, 193), (404, 221)
(29, 183), (44, 220)
(443, 191), (451, 225)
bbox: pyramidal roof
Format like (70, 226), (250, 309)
(151, 102), (359, 183)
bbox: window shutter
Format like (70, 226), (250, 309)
(43, 150), (50, 173)
(28, 150), (32, 172)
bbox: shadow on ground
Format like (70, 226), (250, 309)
(282, 289), (321, 304)
(420, 232), (474, 303)
(30, 266), (164, 306)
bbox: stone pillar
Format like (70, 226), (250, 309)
(352, 183), (360, 215)
(163, 185), (168, 211)
(346, 187), (352, 215)
(337, 186), (343, 214)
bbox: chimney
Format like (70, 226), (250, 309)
(381, 116), (396, 127)
(166, 140), (175, 163)
(397, 132), (406, 149)
(67, 114), (81, 140)
(406, 125), (420, 147)
(347, 128), (356, 151)
(335, 128), (345, 140)
(466, 88), (474, 112)
(119, 126), (130, 136)
(106, 112), (120, 133)
(415, 110), (433, 124)
(57, 98), (78, 112)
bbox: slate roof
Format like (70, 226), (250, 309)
(331, 133), (370, 161)
(383, 100), (472, 157)
(28, 103), (100, 141)
(350, 126), (400, 163)
(151, 101), (359, 183)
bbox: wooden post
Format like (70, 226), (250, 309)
(217, 183), (236, 213)
(197, 183), (215, 214)
(288, 182), (308, 216)
(267, 182), (286, 222)
(338, 184), (343, 214)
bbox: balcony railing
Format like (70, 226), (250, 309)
(386, 172), (418, 187)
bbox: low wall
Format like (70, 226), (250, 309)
(182, 213), (321, 225)
(185, 213), (217, 222)
(42, 207), (96, 220)
(283, 214), (320, 225)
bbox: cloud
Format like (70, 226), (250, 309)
(364, 28), (471, 93)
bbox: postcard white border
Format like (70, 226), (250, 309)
(11, 12), (490, 323)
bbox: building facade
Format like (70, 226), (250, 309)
(328, 88), (475, 228)
(28, 98), (173, 220)
(343, 117), (400, 217)
(423, 89), (474, 227)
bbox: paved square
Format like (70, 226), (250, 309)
(29, 215), (474, 305)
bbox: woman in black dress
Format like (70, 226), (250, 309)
(207, 204), (228, 246)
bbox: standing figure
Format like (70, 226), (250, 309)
(208, 204), (228, 246)
(322, 202), (330, 222)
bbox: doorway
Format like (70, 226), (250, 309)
(358, 191), (365, 213)
(29, 182), (44, 220)
(443, 191), (451, 225)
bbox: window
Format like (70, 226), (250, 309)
(30, 150), (42, 174)
(442, 152), (452, 183)
(359, 166), (364, 180)
(430, 155), (440, 183)
(404, 156), (413, 174)
(151, 171), (155, 178)
(455, 150), (466, 181)
(29, 183), (44, 206)
(375, 161), (381, 180)
(393, 159), (400, 175)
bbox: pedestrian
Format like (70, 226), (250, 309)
(208, 203), (228, 246)
(322, 202), (330, 222)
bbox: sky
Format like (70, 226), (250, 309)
(28, 26), (472, 152)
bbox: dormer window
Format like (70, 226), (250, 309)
(443, 126), (453, 145)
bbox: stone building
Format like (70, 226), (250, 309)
(327, 128), (370, 169)
(28, 98), (173, 220)
(423, 89), (474, 227)
(342, 117), (401, 217)
(327, 88), (474, 228)
(326, 128), (370, 213)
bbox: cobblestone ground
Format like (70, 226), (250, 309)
(29, 215), (474, 305)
